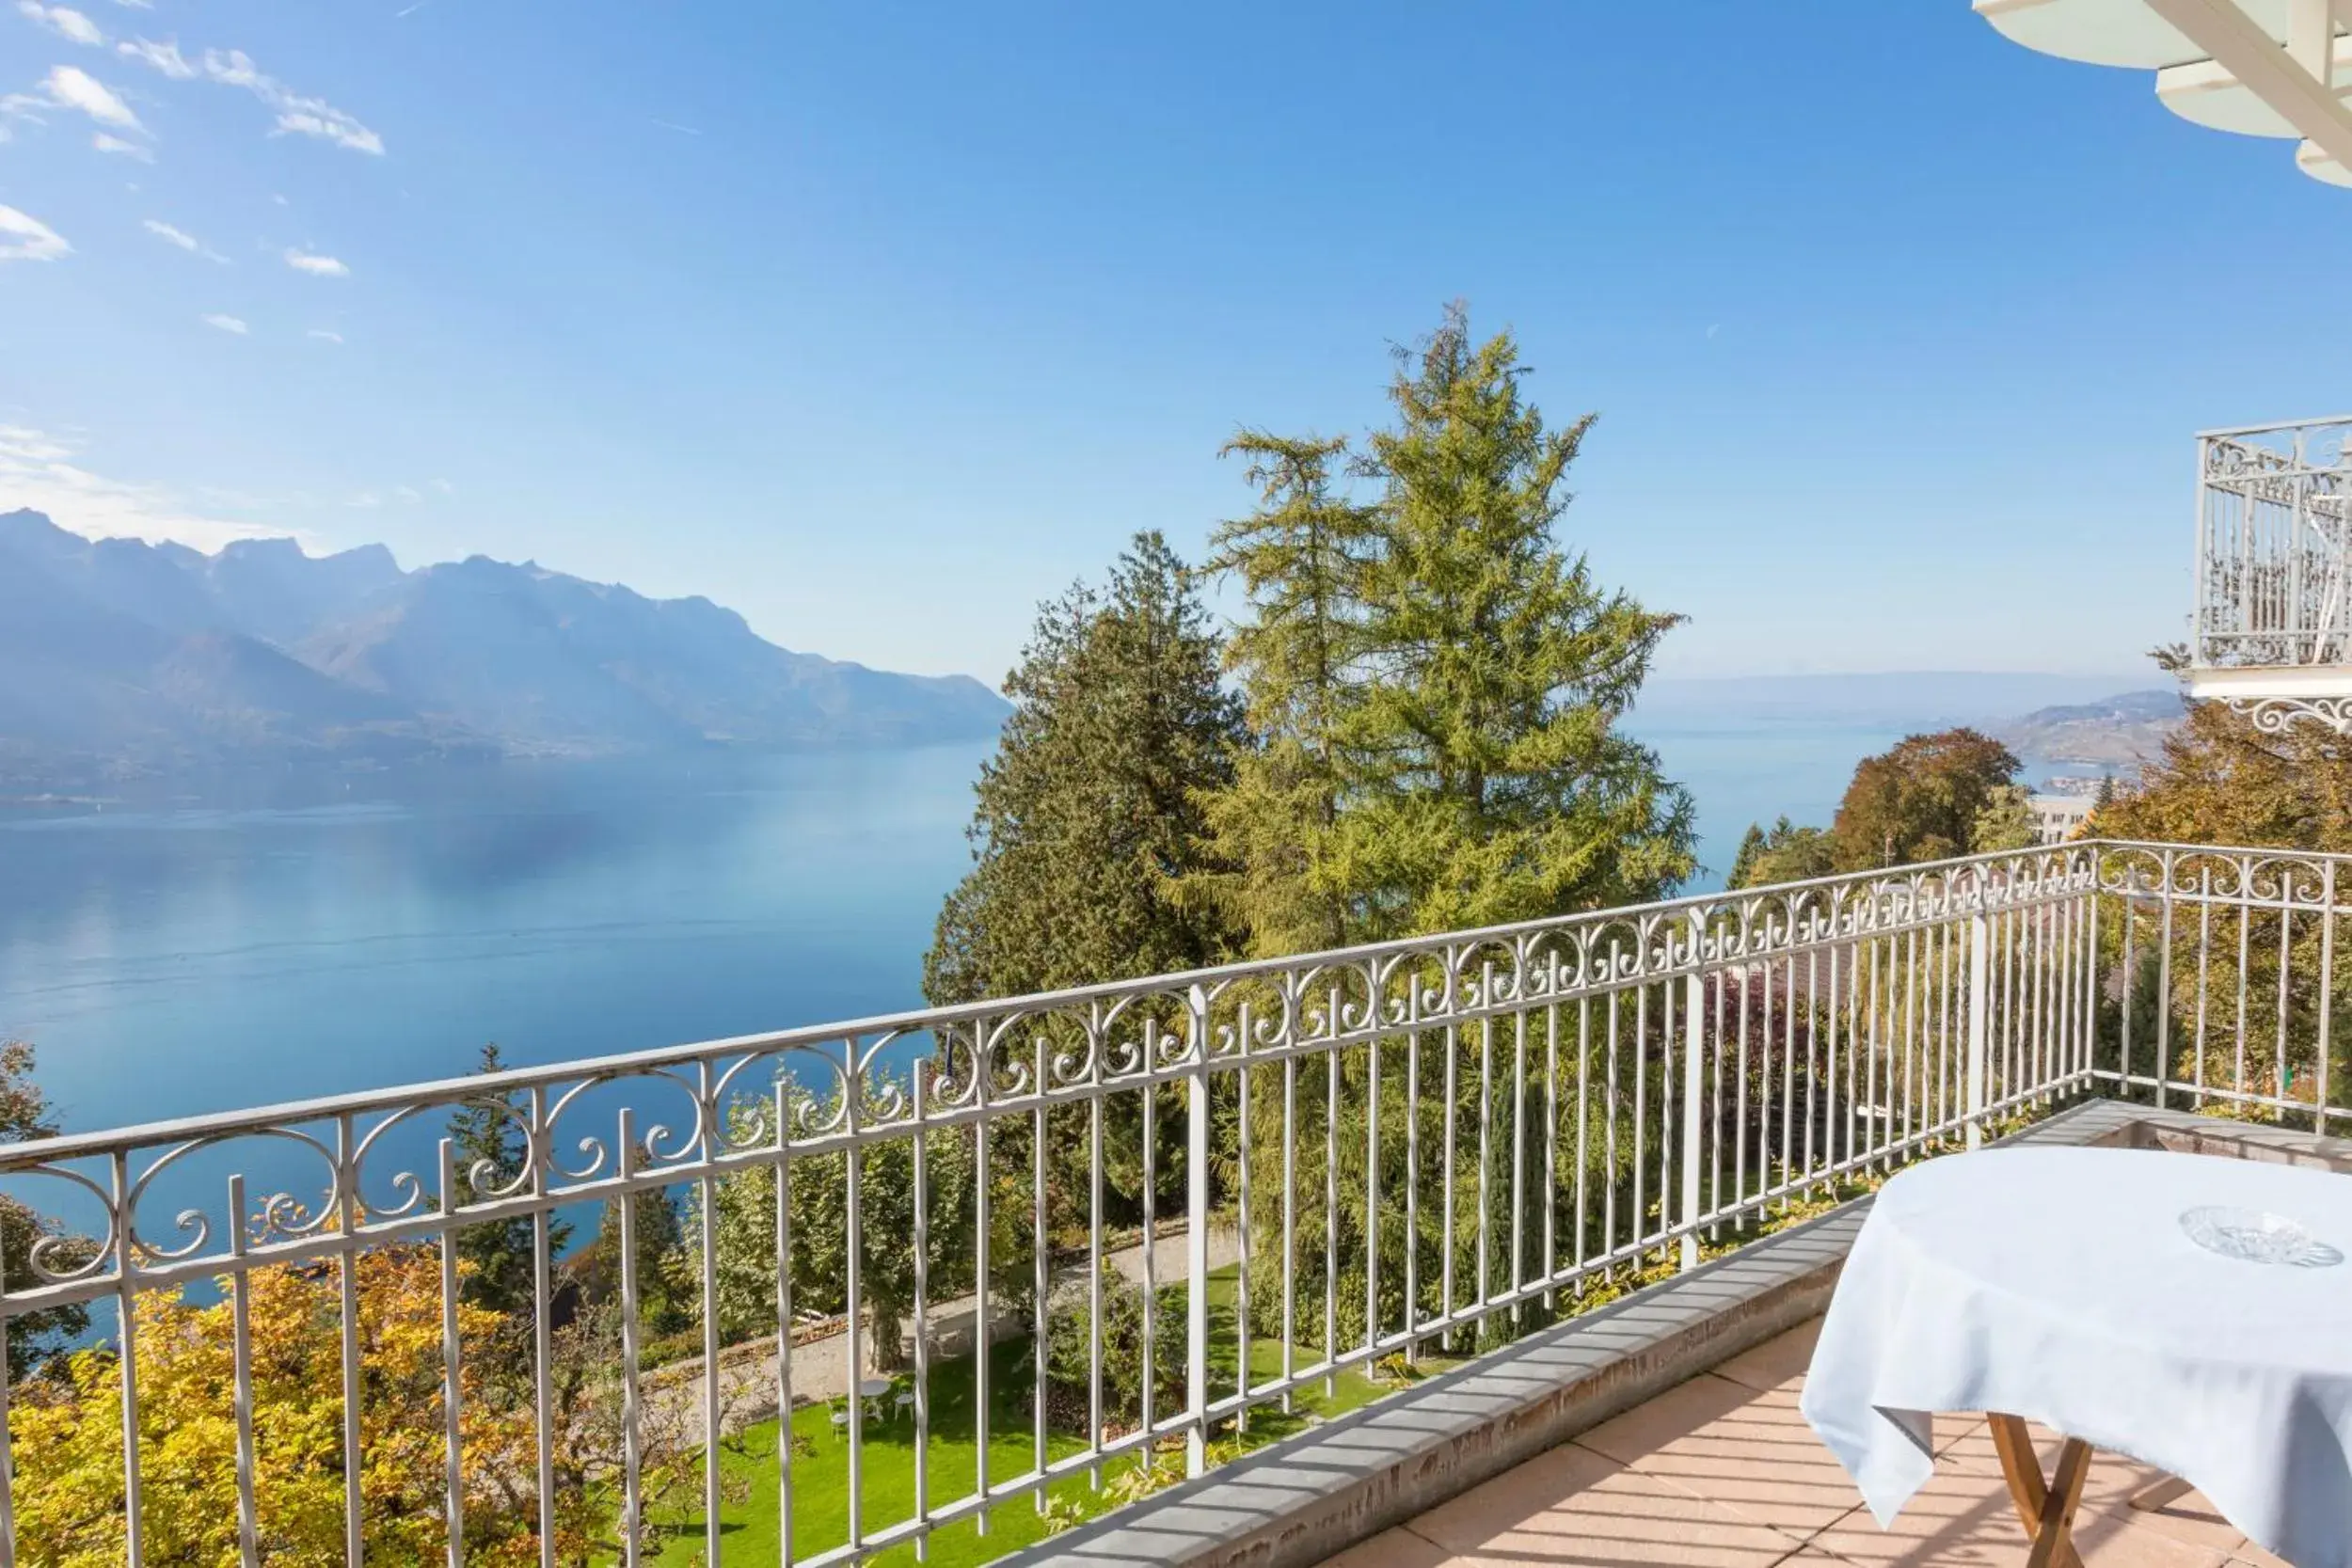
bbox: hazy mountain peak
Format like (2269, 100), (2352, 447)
(0, 508), (1008, 789)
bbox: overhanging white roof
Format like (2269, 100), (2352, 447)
(1977, 0), (2352, 184)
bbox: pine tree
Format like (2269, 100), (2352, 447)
(923, 531), (1247, 1222)
(1727, 823), (1767, 890)
(447, 1043), (570, 1319)
(1186, 431), (1376, 957)
(1328, 302), (1695, 935)
(924, 531), (1246, 1005)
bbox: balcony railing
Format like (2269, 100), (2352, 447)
(2191, 417), (2352, 719)
(0, 839), (2344, 1566)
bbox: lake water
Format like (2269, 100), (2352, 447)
(0, 722), (1907, 1137)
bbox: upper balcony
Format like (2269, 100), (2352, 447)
(2189, 416), (2352, 728)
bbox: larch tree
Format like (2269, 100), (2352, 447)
(1185, 431), (1376, 958)
(1328, 302), (1695, 936)
(1211, 305), (1696, 1356)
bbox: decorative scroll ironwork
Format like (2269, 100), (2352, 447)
(3, 834), (2335, 1567)
(2223, 693), (2352, 735)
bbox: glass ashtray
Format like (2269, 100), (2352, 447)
(2180, 1206), (2344, 1268)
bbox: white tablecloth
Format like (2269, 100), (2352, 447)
(1801, 1146), (2352, 1568)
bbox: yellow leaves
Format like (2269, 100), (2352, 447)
(11, 1244), (591, 1566)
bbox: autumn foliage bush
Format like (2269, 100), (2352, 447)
(11, 1245), (602, 1566)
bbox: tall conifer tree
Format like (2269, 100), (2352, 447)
(1329, 302), (1694, 935)
(1187, 432), (1376, 957)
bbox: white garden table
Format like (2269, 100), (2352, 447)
(1801, 1146), (2352, 1568)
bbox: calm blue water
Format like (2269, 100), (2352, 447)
(0, 721), (1906, 1140)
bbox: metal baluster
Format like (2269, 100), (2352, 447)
(1512, 985), (1528, 1314)
(117, 1150), (145, 1568)
(1364, 1016), (1379, 1358)
(227, 1174), (259, 1568)
(846, 1064), (866, 1553)
(1186, 988), (1211, 1478)
(2278, 890), (2295, 1114)
(0, 1239), (16, 1568)
(1137, 1044), (1152, 1455)
(2320, 863), (2338, 1134)
(338, 1116), (364, 1568)
(618, 1119), (644, 1568)
(1281, 1045), (1296, 1404)
(1324, 1028), (1337, 1399)
(1574, 992), (1591, 1284)
(1780, 950), (1796, 1203)
(1733, 943), (1750, 1219)
(1704, 931), (1723, 1237)
(1631, 979), (1647, 1264)
(1603, 983), (1620, 1275)
(695, 1073), (722, 1568)
(1440, 1014), (1455, 1336)
(1404, 1022), (1419, 1349)
(438, 1139), (467, 1568)
(1543, 974), (1560, 1309)
(914, 1060), (933, 1555)
(1032, 1031), (1048, 1507)
(1084, 1037), (1102, 1486)
(2157, 850), (2177, 1107)
(1476, 965), (1492, 1313)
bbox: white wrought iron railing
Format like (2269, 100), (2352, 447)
(0, 839), (2344, 1566)
(2195, 416), (2352, 672)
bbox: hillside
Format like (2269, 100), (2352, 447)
(1993, 688), (2185, 768)
(0, 510), (1008, 789)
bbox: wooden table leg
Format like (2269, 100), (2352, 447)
(2130, 1475), (2196, 1513)
(1989, 1414), (2090, 1568)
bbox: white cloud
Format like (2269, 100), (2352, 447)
(108, 0), (151, 8)
(141, 216), (225, 261)
(428, 478), (453, 496)
(18, 4), (103, 45)
(344, 490), (382, 508)
(307, 327), (342, 344)
(39, 64), (139, 129)
(113, 35), (188, 78)
(91, 129), (147, 160)
(0, 424), (294, 552)
(199, 49), (381, 155)
(0, 203), (69, 261)
(200, 312), (247, 335)
(283, 246), (347, 277)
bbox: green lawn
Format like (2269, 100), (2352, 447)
(607, 1268), (1422, 1567)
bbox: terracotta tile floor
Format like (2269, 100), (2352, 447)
(1318, 1320), (2289, 1568)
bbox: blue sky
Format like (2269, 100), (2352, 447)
(2, 2), (2348, 684)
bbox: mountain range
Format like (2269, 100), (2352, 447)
(0, 509), (1009, 790)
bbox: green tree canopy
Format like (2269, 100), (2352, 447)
(0, 1041), (89, 1377)
(446, 1043), (570, 1319)
(1725, 816), (1837, 890)
(1237, 304), (1695, 942)
(1828, 727), (2021, 870)
(1186, 431), (1376, 957)
(924, 530), (1246, 1005)
(1970, 783), (2041, 853)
